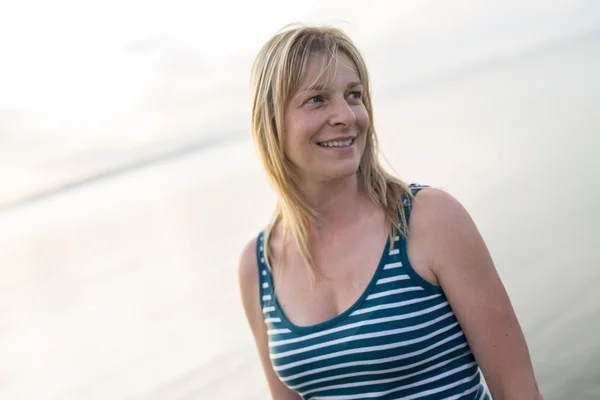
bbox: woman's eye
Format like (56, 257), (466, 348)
(306, 95), (324, 104)
(348, 91), (362, 100)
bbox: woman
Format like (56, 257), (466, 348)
(238, 23), (543, 399)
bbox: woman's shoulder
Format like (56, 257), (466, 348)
(237, 232), (263, 308)
(409, 186), (472, 229)
(238, 235), (258, 269)
(237, 233), (262, 292)
(408, 186), (473, 242)
(408, 185), (489, 276)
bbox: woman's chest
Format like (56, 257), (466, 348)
(274, 231), (389, 327)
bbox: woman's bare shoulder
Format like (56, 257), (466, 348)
(238, 236), (260, 304)
(408, 187), (476, 248)
(406, 186), (479, 281)
(409, 187), (467, 230)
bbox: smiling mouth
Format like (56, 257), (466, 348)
(316, 137), (356, 148)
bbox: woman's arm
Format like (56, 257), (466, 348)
(238, 238), (302, 400)
(410, 188), (543, 399)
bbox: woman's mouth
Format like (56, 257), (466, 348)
(316, 137), (356, 148)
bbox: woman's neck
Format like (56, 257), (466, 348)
(300, 174), (370, 240)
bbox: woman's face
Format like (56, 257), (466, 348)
(283, 52), (369, 184)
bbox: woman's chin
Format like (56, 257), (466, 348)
(321, 162), (361, 181)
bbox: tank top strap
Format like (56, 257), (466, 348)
(408, 182), (429, 195)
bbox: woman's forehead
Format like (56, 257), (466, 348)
(298, 52), (360, 92)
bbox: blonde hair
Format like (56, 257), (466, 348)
(250, 23), (412, 277)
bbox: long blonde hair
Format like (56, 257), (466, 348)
(250, 23), (413, 277)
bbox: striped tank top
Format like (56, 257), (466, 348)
(256, 184), (491, 399)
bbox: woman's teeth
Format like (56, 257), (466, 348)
(317, 138), (355, 147)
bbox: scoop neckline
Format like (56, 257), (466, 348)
(264, 234), (392, 334)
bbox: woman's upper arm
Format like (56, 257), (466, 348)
(410, 188), (542, 399)
(237, 238), (301, 400)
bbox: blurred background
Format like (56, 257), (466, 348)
(1, 1), (599, 399)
